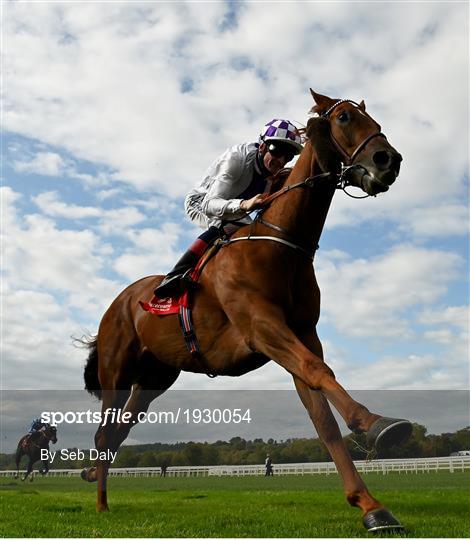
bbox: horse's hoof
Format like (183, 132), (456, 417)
(81, 467), (97, 482)
(363, 508), (404, 533)
(366, 417), (412, 450)
(96, 504), (109, 512)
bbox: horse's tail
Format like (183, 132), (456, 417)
(76, 335), (102, 399)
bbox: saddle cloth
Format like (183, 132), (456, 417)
(139, 290), (190, 316)
(138, 259), (207, 358)
(138, 244), (214, 316)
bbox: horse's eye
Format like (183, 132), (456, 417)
(337, 112), (349, 123)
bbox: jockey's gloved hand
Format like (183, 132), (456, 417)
(240, 193), (269, 212)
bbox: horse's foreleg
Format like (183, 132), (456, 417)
(242, 305), (409, 446)
(23, 459), (34, 482)
(295, 377), (406, 532)
(243, 307), (378, 432)
(41, 459), (49, 475)
(293, 375), (381, 514)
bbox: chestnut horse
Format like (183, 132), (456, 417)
(82, 90), (410, 532)
(15, 425), (57, 481)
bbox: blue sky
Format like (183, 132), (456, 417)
(2, 1), (469, 397)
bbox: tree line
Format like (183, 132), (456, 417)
(1, 424), (468, 470)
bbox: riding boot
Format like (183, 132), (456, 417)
(154, 226), (221, 298)
(154, 250), (200, 298)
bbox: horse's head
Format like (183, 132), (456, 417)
(45, 425), (58, 444)
(306, 90), (402, 196)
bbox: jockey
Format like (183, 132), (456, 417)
(155, 119), (303, 298)
(29, 417), (47, 434)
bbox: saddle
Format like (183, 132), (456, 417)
(23, 431), (41, 448)
(140, 240), (222, 316)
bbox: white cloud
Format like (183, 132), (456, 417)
(97, 206), (147, 236)
(13, 151), (69, 176)
(96, 188), (124, 201)
(419, 306), (469, 332)
(5, 1), (467, 217)
(316, 245), (463, 338)
(1, 278), (101, 390)
(419, 306), (469, 376)
(399, 205), (469, 238)
(2, 186), (120, 313)
(32, 190), (154, 239)
(34, 191), (101, 219)
(327, 352), (467, 391)
(113, 223), (182, 280)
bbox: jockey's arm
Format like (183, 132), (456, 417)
(201, 151), (251, 220)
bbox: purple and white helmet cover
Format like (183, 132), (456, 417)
(260, 119), (303, 152)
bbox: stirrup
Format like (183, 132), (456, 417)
(154, 272), (197, 298)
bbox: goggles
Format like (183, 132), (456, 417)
(267, 143), (295, 163)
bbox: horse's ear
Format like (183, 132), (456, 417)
(306, 116), (341, 174)
(359, 100), (366, 112)
(309, 89), (337, 115)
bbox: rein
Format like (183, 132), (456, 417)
(223, 171), (331, 260)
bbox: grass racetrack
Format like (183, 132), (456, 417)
(1, 471), (468, 537)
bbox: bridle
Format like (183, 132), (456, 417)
(321, 99), (387, 198)
(322, 99), (387, 166)
(222, 99), (387, 258)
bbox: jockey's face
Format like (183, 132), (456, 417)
(260, 143), (293, 174)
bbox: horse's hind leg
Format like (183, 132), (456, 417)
(93, 386), (131, 511)
(88, 351), (179, 512)
(23, 459), (34, 482)
(113, 357), (181, 450)
(15, 448), (22, 479)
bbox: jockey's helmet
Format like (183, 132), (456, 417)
(260, 119), (303, 153)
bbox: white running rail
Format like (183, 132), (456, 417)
(2, 456), (469, 478)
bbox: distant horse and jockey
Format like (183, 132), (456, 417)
(15, 422), (58, 481)
(81, 90), (411, 532)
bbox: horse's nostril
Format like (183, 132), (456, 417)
(373, 151), (391, 168)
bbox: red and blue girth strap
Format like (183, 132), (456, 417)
(178, 304), (201, 357)
(178, 303), (216, 377)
